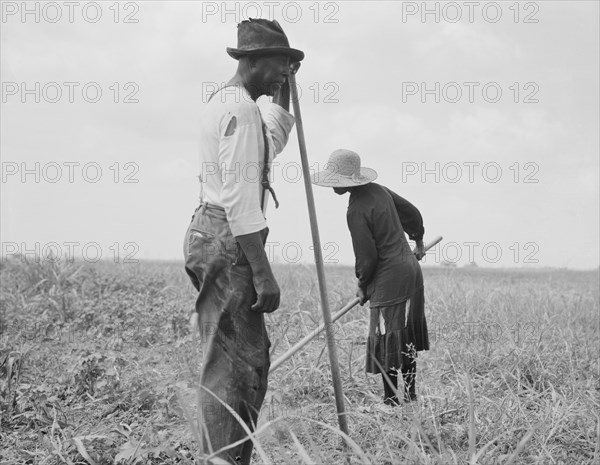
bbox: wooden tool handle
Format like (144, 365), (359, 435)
(269, 236), (443, 372)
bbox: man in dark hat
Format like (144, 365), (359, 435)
(183, 18), (303, 464)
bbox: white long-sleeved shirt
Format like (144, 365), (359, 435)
(198, 86), (295, 237)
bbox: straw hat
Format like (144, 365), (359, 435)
(227, 18), (305, 62)
(312, 149), (378, 188)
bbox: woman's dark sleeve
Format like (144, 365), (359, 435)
(347, 208), (378, 293)
(383, 187), (425, 241)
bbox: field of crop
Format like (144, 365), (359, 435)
(1, 257), (598, 464)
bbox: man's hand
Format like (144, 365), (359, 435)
(273, 62), (300, 111)
(356, 287), (368, 305)
(413, 240), (426, 261)
(251, 271), (280, 313)
(236, 231), (281, 313)
(273, 77), (291, 111)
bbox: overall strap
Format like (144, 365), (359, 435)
(260, 121), (279, 210)
(207, 85), (237, 102)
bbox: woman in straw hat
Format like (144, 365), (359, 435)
(312, 149), (429, 405)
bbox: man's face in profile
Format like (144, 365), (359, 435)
(253, 53), (291, 96)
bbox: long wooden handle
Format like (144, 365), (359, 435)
(270, 297), (360, 373)
(287, 73), (350, 437)
(270, 235), (443, 373)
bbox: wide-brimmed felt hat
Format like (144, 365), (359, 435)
(312, 149), (378, 188)
(227, 18), (305, 62)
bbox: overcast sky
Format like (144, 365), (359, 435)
(1, 1), (598, 269)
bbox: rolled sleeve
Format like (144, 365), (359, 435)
(218, 106), (267, 237)
(261, 103), (295, 155)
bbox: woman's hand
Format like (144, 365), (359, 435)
(413, 240), (426, 261)
(356, 287), (368, 305)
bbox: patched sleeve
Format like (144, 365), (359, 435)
(347, 207), (378, 293)
(384, 187), (425, 241)
(218, 103), (267, 237)
(261, 102), (295, 155)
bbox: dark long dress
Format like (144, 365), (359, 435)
(346, 183), (429, 374)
